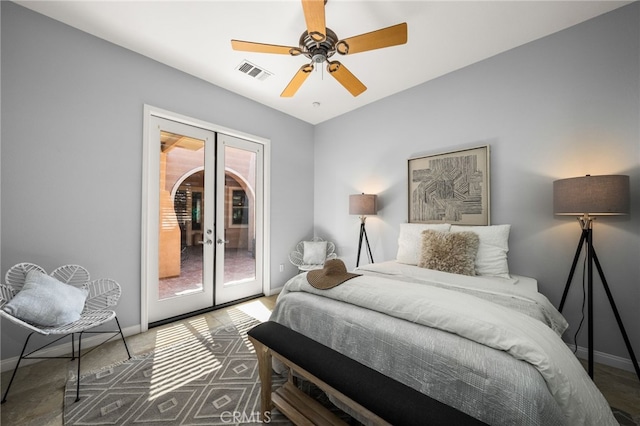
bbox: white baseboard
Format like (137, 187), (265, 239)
(568, 343), (637, 373)
(0, 324), (141, 374)
(265, 286), (283, 297)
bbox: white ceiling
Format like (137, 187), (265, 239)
(16, 1), (631, 125)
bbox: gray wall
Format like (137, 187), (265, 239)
(314, 3), (640, 365)
(1, 2), (314, 360)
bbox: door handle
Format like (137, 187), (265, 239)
(198, 239), (213, 245)
(217, 238), (229, 245)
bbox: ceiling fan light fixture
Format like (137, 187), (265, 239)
(311, 52), (326, 63)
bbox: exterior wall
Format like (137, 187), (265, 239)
(159, 151), (181, 278)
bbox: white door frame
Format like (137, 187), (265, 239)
(141, 105), (271, 332)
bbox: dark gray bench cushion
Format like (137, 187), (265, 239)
(248, 321), (487, 426)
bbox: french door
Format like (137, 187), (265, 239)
(216, 134), (264, 305)
(143, 113), (264, 325)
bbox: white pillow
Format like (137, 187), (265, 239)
(396, 223), (452, 265)
(303, 241), (328, 265)
(451, 224), (511, 278)
(3, 270), (88, 327)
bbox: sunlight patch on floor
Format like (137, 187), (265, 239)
(146, 299), (274, 401)
(189, 317), (215, 340)
(149, 325), (222, 401)
(226, 300), (274, 353)
(154, 323), (196, 348)
(236, 300), (272, 322)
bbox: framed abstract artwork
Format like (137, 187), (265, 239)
(408, 145), (490, 225)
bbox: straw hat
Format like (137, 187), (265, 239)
(306, 259), (360, 289)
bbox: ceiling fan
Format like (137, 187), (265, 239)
(231, 0), (407, 98)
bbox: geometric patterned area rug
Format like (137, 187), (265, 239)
(64, 315), (291, 425)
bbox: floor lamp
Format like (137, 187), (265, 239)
(554, 174), (640, 381)
(349, 193), (377, 268)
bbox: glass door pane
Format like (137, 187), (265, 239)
(216, 134), (263, 305)
(158, 130), (205, 300)
(147, 116), (215, 324)
(223, 149), (256, 284)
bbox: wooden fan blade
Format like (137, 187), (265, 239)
(281, 64), (314, 97)
(327, 61), (366, 97)
(231, 39), (299, 55)
(336, 22), (407, 55)
(301, 0), (326, 42)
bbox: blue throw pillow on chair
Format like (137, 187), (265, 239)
(3, 270), (88, 327)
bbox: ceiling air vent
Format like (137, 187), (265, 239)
(236, 60), (272, 81)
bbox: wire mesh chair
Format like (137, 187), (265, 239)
(0, 263), (131, 403)
(288, 237), (338, 272)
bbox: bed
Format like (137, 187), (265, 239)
(269, 224), (617, 425)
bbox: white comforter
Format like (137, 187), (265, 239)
(278, 262), (616, 426)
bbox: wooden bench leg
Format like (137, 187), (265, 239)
(249, 336), (273, 422)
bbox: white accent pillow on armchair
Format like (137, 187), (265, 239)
(3, 270), (88, 327)
(303, 241), (328, 265)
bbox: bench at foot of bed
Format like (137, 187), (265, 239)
(247, 321), (487, 426)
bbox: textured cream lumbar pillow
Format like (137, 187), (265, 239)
(418, 229), (480, 276)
